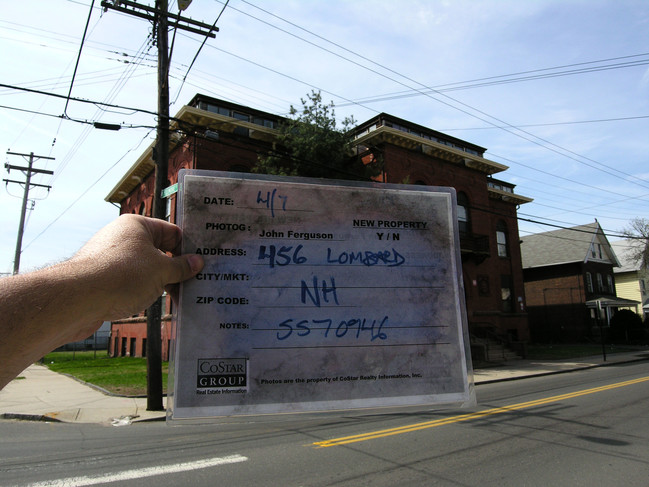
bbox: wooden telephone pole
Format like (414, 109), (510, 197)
(4, 151), (54, 275)
(101, 0), (216, 410)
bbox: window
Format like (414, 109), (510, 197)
(233, 111), (249, 136)
(496, 221), (508, 257)
(252, 117), (276, 129)
(597, 273), (604, 292)
(607, 275), (614, 293)
(457, 192), (470, 234)
(477, 275), (490, 296)
(590, 243), (603, 259)
(586, 272), (594, 293)
(501, 275), (514, 312)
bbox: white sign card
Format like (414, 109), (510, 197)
(168, 170), (475, 421)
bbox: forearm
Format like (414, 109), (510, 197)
(0, 214), (203, 390)
(0, 260), (108, 389)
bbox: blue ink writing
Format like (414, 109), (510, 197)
(276, 316), (388, 341)
(326, 248), (405, 267)
(258, 244), (306, 268)
(256, 188), (288, 218)
(301, 276), (339, 307)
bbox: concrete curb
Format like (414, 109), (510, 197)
(0, 413), (62, 423)
(474, 356), (649, 385)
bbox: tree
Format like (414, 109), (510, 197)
(622, 217), (649, 269)
(253, 91), (377, 181)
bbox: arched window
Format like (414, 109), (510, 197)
(457, 192), (470, 234)
(496, 220), (508, 257)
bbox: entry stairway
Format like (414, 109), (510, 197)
(471, 335), (523, 363)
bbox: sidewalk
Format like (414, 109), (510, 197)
(0, 365), (166, 425)
(1, 350), (648, 425)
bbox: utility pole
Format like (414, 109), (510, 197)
(4, 151), (54, 275)
(101, 0), (217, 411)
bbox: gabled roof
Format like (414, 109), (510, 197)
(610, 240), (645, 273)
(520, 222), (620, 269)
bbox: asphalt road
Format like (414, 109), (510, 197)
(1, 361), (648, 486)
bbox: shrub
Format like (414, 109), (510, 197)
(610, 309), (645, 342)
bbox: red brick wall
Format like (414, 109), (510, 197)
(109, 317), (173, 361)
(379, 144), (529, 341)
(113, 131), (531, 352)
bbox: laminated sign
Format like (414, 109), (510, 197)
(168, 170), (475, 421)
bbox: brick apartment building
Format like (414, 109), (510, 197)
(105, 94), (533, 360)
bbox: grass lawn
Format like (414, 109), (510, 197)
(43, 351), (167, 397)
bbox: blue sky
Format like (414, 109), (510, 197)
(1, 0), (648, 273)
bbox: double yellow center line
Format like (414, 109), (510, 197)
(314, 375), (649, 448)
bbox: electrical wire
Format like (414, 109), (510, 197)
(4, 78), (648, 233)
(7, 1), (644, 255)
(171, 0), (229, 106)
(63, 0), (95, 117)
(336, 56), (649, 107)
(50, 35), (156, 185)
(440, 115), (649, 132)
(22, 128), (156, 252)
(231, 1), (649, 191)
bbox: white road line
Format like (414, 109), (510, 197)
(24, 454), (248, 487)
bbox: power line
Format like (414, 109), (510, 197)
(230, 2), (649, 190)
(4, 79), (648, 229)
(337, 56), (649, 107)
(63, 0), (95, 116)
(440, 115), (649, 131)
(489, 151), (649, 201)
(22, 129), (154, 253)
(171, 0), (229, 106)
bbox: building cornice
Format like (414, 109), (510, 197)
(352, 125), (508, 175)
(105, 97), (528, 205)
(487, 186), (533, 205)
(105, 105), (280, 203)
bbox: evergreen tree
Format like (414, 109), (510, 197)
(253, 91), (377, 181)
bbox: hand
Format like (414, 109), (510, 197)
(70, 214), (204, 322)
(0, 214), (204, 389)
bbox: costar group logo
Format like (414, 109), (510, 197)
(197, 358), (247, 389)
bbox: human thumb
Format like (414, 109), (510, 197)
(167, 254), (204, 285)
(163, 254), (204, 306)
